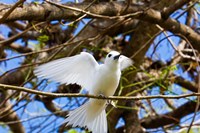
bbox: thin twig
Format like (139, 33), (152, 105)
(181, 33), (200, 133)
(0, 22), (45, 45)
(0, 37), (90, 62)
(0, 0), (26, 24)
(0, 83), (199, 101)
(156, 25), (200, 62)
(161, 0), (190, 19)
(46, 0), (143, 20)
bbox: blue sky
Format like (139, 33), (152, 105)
(0, 0), (200, 133)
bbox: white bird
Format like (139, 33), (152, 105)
(34, 51), (133, 133)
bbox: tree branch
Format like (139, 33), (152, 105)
(174, 76), (198, 92)
(161, 0), (191, 19)
(36, 95), (68, 118)
(0, 92), (25, 133)
(0, 83), (200, 100)
(141, 100), (198, 128)
(0, 0), (25, 23)
(0, 22), (45, 45)
(0, 2), (199, 51)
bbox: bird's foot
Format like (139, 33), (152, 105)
(98, 94), (106, 99)
(106, 100), (117, 108)
(98, 94), (117, 108)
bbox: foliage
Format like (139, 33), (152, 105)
(0, 0), (200, 133)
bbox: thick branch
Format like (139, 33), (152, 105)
(123, 101), (144, 133)
(141, 101), (198, 128)
(0, 67), (32, 132)
(7, 43), (32, 53)
(0, 0), (25, 23)
(36, 95), (67, 118)
(175, 76), (198, 92)
(0, 104), (25, 133)
(0, 92), (25, 133)
(0, 67), (33, 85)
(0, 2), (199, 51)
(161, 0), (191, 19)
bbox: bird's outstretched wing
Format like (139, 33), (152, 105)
(120, 55), (133, 70)
(34, 52), (99, 91)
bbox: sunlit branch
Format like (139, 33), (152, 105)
(0, 0), (25, 23)
(0, 83), (199, 101)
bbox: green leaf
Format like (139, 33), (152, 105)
(37, 35), (49, 44)
(68, 129), (78, 133)
(68, 22), (77, 28)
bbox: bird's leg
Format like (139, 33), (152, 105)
(98, 94), (106, 99)
(109, 101), (117, 108)
(106, 99), (111, 105)
(105, 99), (117, 108)
(98, 94), (117, 108)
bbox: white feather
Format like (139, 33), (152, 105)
(34, 52), (99, 91)
(120, 55), (133, 70)
(34, 51), (133, 133)
(63, 101), (107, 133)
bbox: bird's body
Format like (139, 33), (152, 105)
(91, 64), (121, 96)
(34, 51), (132, 133)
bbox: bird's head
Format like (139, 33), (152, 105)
(105, 51), (121, 66)
(105, 51), (133, 70)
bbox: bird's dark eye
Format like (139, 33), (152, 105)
(108, 54), (112, 58)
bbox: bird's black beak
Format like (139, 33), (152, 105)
(114, 54), (121, 60)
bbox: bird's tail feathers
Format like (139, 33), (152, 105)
(87, 109), (107, 133)
(63, 102), (107, 133)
